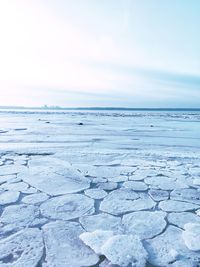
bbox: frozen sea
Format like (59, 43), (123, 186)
(0, 109), (200, 266)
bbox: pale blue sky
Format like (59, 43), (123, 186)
(0, 0), (199, 107)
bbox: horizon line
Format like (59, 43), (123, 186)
(0, 105), (200, 111)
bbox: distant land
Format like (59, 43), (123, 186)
(0, 106), (200, 111)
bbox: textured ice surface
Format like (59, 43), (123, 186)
(79, 213), (122, 233)
(99, 259), (118, 267)
(43, 221), (99, 267)
(97, 182), (118, 191)
(101, 235), (148, 267)
(19, 165), (90, 196)
(0, 204), (40, 230)
(168, 212), (200, 228)
(170, 188), (200, 205)
(0, 190), (20, 205)
(193, 178), (200, 186)
(144, 176), (187, 190)
(182, 223), (200, 251)
(159, 200), (199, 212)
(122, 211), (167, 239)
(40, 194), (94, 220)
(123, 181), (148, 191)
(1, 110), (200, 266)
(100, 189), (155, 215)
(85, 188), (107, 199)
(148, 189), (169, 201)
(22, 192), (49, 204)
(0, 175), (16, 184)
(0, 182), (29, 192)
(146, 225), (200, 266)
(0, 165), (26, 176)
(80, 231), (148, 267)
(80, 230), (113, 254)
(74, 165), (133, 180)
(0, 228), (43, 267)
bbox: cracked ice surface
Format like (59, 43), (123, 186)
(122, 211), (167, 239)
(0, 228), (43, 267)
(0, 110), (200, 266)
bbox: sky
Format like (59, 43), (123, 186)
(0, 0), (200, 108)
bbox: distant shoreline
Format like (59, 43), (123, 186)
(0, 106), (200, 111)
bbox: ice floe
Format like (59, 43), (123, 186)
(0, 182), (29, 192)
(144, 176), (187, 190)
(97, 182), (118, 191)
(0, 175), (16, 184)
(168, 212), (200, 228)
(170, 188), (200, 205)
(22, 192), (49, 204)
(80, 230), (148, 267)
(84, 188), (107, 199)
(0, 165), (27, 176)
(145, 225), (200, 266)
(122, 211), (167, 239)
(43, 221), (99, 267)
(100, 189), (155, 215)
(159, 200), (200, 212)
(79, 213), (122, 233)
(40, 194), (94, 220)
(101, 234), (148, 267)
(19, 166), (90, 195)
(0, 228), (43, 267)
(0, 204), (40, 231)
(182, 223), (200, 251)
(80, 230), (113, 254)
(148, 189), (169, 201)
(123, 181), (148, 191)
(0, 190), (20, 205)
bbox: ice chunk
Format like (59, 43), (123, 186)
(0, 175), (16, 184)
(0, 204), (39, 230)
(92, 177), (107, 183)
(0, 165), (27, 176)
(43, 221), (99, 267)
(84, 188), (107, 199)
(75, 165), (134, 179)
(182, 223), (200, 251)
(122, 211), (167, 239)
(101, 235), (148, 267)
(40, 194), (94, 220)
(0, 182), (28, 192)
(80, 230), (113, 254)
(196, 209), (200, 216)
(193, 178), (200, 186)
(0, 190), (20, 205)
(159, 200), (199, 212)
(144, 176), (187, 190)
(148, 189), (169, 201)
(170, 259), (199, 267)
(18, 164), (90, 195)
(145, 225), (199, 266)
(99, 259), (118, 267)
(168, 212), (200, 228)
(97, 182), (118, 191)
(80, 213), (122, 233)
(22, 192), (49, 204)
(170, 188), (200, 205)
(100, 189), (155, 215)
(123, 181), (148, 191)
(0, 228), (43, 267)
